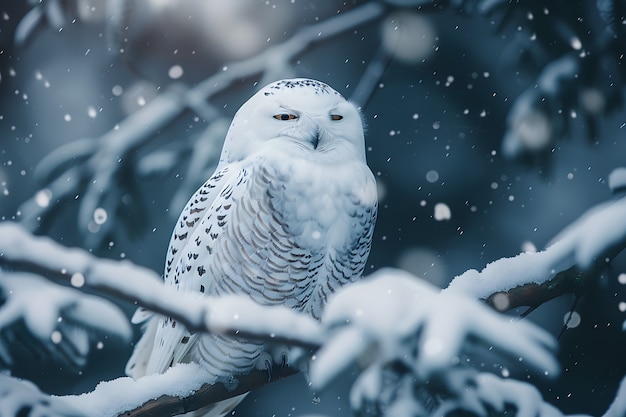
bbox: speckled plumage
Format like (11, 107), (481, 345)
(126, 78), (377, 416)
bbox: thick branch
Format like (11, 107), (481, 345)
(447, 195), (626, 313)
(120, 366), (298, 417)
(484, 266), (592, 312)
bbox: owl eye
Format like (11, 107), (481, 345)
(330, 114), (343, 121)
(273, 113), (298, 121)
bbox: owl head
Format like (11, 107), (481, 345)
(219, 78), (366, 164)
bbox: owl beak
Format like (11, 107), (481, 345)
(312, 128), (320, 149)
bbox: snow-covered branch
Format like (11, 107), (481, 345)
(447, 185), (626, 313)
(7, 171), (626, 417)
(59, 362), (297, 417)
(309, 268), (560, 416)
(0, 374), (86, 417)
(0, 221), (319, 414)
(0, 222), (569, 417)
(603, 374), (626, 417)
(0, 222), (323, 349)
(0, 271), (131, 369)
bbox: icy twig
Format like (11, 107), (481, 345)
(164, 117), (229, 218)
(19, 87), (199, 246)
(15, 0), (69, 48)
(501, 54), (579, 158)
(349, 45), (391, 107)
(186, 2), (385, 101)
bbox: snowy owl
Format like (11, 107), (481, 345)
(126, 78), (378, 416)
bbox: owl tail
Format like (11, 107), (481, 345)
(181, 393), (248, 417)
(125, 317), (158, 378)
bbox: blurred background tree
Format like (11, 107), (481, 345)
(0, 0), (625, 415)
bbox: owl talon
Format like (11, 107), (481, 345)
(254, 351), (274, 381)
(265, 357), (273, 381)
(270, 345), (290, 375)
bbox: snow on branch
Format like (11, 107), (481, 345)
(61, 362), (297, 417)
(0, 374), (86, 417)
(0, 271), (131, 369)
(603, 374), (626, 417)
(0, 222), (323, 348)
(6, 173), (625, 417)
(309, 268), (560, 416)
(446, 189), (626, 312)
(0, 221), (320, 414)
(0, 222), (568, 417)
(17, 2), (385, 248)
(501, 55), (579, 159)
(433, 372), (587, 417)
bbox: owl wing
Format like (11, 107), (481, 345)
(307, 171), (378, 319)
(125, 163), (238, 377)
(139, 157), (335, 377)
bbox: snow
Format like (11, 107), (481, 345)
(433, 202), (451, 221)
(471, 373), (577, 417)
(445, 239), (573, 300)
(603, 375), (626, 417)
(447, 194), (626, 298)
(608, 167), (626, 192)
(0, 374), (85, 417)
(311, 268), (558, 393)
(549, 196), (626, 269)
(62, 363), (214, 417)
(206, 295), (323, 348)
(502, 91), (552, 157)
(538, 55), (577, 94)
(0, 221), (322, 351)
(0, 272), (131, 364)
(168, 65), (184, 79)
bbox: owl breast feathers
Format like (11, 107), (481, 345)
(126, 78), (378, 396)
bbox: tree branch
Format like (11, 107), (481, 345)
(448, 194), (626, 313)
(0, 222), (323, 350)
(484, 266), (592, 313)
(0, 221), (321, 415)
(120, 366), (298, 417)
